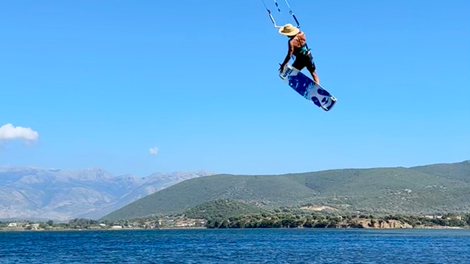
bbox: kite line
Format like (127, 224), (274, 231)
(261, 0), (300, 28)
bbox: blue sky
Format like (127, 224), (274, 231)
(1, 0), (469, 177)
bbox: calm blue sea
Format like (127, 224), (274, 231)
(1, 228), (469, 263)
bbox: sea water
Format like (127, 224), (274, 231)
(1, 228), (469, 263)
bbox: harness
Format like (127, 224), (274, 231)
(293, 44), (310, 56)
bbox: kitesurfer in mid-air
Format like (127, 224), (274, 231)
(278, 23), (320, 84)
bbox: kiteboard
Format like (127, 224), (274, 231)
(279, 64), (337, 111)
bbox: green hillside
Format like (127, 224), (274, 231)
(100, 161), (470, 221)
(101, 174), (318, 221)
(182, 199), (268, 219)
(410, 160), (470, 183)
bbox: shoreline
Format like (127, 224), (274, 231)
(1, 226), (469, 232)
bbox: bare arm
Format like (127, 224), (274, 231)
(279, 40), (294, 71)
(282, 40), (294, 65)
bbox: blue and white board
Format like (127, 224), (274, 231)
(279, 65), (337, 111)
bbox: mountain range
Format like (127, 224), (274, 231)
(0, 167), (212, 221)
(2, 160), (469, 223)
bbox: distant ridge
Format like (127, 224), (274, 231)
(0, 167), (213, 221)
(100, 160), (470, 221)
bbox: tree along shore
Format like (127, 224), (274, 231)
(204, 213), (470, 229)
(2, 212), (469, 231)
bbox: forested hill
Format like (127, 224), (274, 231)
(100, 161), (470, 222)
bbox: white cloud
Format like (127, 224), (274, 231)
(0, 123), (39, 144)
(149, 147), (159, 155)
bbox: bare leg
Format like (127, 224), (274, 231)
(310, 70), (320, 85)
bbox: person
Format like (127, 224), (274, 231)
(278, 23), (320, 84)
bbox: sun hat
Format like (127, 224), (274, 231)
(278, 23), (300, 36)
